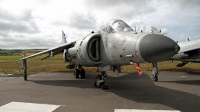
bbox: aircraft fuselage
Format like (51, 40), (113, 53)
(68, 30), (179, 67)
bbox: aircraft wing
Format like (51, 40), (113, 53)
(178, 39), (200, 53)
(20, 42), (74, 60)
(171, 39), (200, 65)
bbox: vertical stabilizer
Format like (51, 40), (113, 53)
(62, 31), (67, 44)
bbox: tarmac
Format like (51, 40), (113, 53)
(0, 71), (200, 112)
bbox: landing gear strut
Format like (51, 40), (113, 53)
(94, 71), (108, 90)
(152, 62), (158, 81)
(74, 65), (85, 79)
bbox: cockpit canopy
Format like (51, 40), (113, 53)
(100, 19), (134, 33)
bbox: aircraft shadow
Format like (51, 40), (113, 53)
(30, 72), (200, 112)
(186, 71), (200, 75)
(158, 71), (200, 85)
(159, 80), (200, 85)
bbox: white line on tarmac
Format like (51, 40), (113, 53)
(0, 102), (61, 112)
(114, 109), (181, 112)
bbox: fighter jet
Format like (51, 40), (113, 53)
(21, 19), (180, 89)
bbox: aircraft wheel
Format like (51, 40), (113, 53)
(24, 75), (27, 81)
(80, 68), (85, 79)
(94, 82), (97, 87)
(94, 75), (103, 88)
(74, 69), (79, 78)
(153, 75), (158, 81)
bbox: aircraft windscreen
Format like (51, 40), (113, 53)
(101, 19), (133, 33)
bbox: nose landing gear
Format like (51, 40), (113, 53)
(152, 62), (158, 81)
(94, 71), (108, 90)
(74, 65), (85, 79)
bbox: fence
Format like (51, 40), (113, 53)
(0, 60), (22, 75)
(0, 57), (67, 76)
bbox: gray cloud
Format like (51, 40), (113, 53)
(86, 0), (142, 8)
(0, 31), (8, 37)
(174, 0), (200, 10)
(69, 12), (96, 29)
(187, 26), (200, 32)
(52, 11), (97, 30)
(0, 21), (38, 33)
(0, 9), (39, 34)
(0, 33), (59, 49)
(85, 0), (155, 19)
(0, 8), (15, 21)
(0, 9), (33, 22)
(53, 12), (97, 30)
(163, 0), (200, 33)
(0, 9), (41, 49)
(1, 0), (200, 49)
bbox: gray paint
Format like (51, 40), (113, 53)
(139, 34), (180, 62)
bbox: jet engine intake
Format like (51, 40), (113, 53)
(87, 37), (100, 62)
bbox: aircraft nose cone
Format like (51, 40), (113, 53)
(139, 34), (180, 62)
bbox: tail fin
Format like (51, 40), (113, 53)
(62, 31), (67, 44)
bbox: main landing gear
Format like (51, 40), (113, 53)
(94, 71), (108, 90)
(152, 62), (158, 81)
(73, 65), (108, 90)
(74, 65), (85, 79)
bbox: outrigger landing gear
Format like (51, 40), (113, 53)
(22, 53), (27, 81)
(152, 62), (158, 81)
(74, 65), (85, 79)
(94, 71), (108, 90)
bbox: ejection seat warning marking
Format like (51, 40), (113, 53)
(0, 102), (61, 112)
(114, 109), (181, 112)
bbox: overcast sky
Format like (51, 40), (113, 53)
(0, 0), (200, 49)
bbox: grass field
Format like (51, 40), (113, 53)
(0, 54), (200, 75)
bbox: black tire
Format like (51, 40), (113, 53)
(153, 75), (158, 81)
(80, 68), (85, 79)
(94, 82), (97, 87)
(95, 75), (103, 88)
(24, 75), (27, 81)
(74, 69), (79, 78)
(101, 85), (108, 90)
